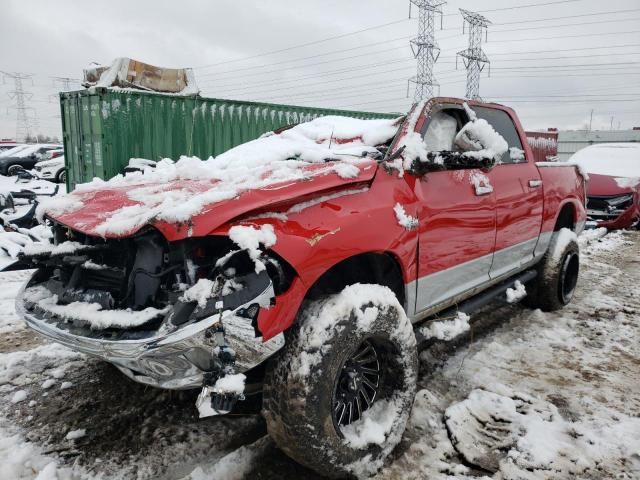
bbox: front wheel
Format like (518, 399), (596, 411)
(6, 164), (22, 176)
(525, 228), (580, 311)
(56, 170), (66, 183)
(262, 284), (418, 478)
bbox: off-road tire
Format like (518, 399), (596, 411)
(262, 284), (418, 478)
(525, 228), (580, 311)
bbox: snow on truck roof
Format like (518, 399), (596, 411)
(570, 143), (640, 178)
(37, 115), (401, 236)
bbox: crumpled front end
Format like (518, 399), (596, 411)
(586, 191), (640, 229)
(16, 222), (294, 394)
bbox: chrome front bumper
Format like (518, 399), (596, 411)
(16, 273), (283, 390)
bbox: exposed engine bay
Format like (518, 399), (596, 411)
(17, 221), (294, 414)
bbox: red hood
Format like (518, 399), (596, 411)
(587, 173), (639, 196)
(48, 161), (378, 241)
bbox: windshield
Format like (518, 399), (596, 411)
(570, 143), (640, 178)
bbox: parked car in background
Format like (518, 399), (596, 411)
(570, 143), (640, 229)
(0, 144), (29, 158)
(0, 141), (22, 153)
(34, 156), (66, 183)
(43, 148), (64, 161)
(0, 144), (62, 176)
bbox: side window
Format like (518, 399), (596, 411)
(471, 107), (525, 164)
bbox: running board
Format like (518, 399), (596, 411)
(414, 269), (537, 348)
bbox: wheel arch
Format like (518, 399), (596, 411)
(304, 251), (407, 309)
(553, 201), (577, 232)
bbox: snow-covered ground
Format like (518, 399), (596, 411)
(0, 229), (638, 479)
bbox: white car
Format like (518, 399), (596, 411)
(34, 156), (66, 183)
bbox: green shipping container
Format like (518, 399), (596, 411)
(60, 88), (397, 191)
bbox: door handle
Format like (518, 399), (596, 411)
(528, 179), (543, 188)
(474, 185), (493, 196)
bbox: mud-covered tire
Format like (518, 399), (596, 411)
(525, 228), (580, 312)
(262, 284), (418, 478)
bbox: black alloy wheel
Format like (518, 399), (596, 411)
(332, 339), (381, 428)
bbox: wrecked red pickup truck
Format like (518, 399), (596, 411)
(16, 97), (586, 478)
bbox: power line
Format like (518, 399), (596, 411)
(192, 0), (586, 71)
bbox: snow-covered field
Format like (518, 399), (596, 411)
(0, 229), (638, 479)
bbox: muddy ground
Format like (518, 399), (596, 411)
(1, 230), (638, 479)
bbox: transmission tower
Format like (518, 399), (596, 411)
(2, 72), (35, 141)
(52, 76), (79, 92)
(408, 0), (446, 102)
(456, 9), (491, 100)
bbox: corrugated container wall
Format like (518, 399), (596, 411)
(60, 88), (397, 191)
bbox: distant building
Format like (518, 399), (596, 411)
(556, 130), (640, 161)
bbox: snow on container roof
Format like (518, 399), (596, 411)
(569, 143), (640, 178)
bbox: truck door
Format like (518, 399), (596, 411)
(410, 105), (497, 314)
(471, 106), (544, 279)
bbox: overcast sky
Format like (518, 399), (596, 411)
(0, 0), (638, 140)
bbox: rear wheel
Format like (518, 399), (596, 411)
(525, 228), (580, 311)
(56, 170), (66, 183)
(262, 284), (418, 478)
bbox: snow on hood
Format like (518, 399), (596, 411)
(570, 143), (640, 179)
(37, 116), (399, 238)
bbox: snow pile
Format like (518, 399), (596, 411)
(228, 224), (276, 273)
(509, 147), (525, 162)
(186, 436), (272, 480)
(37, 116), (398, 236)
(0, 342), (82, 385)
(22, 240), (85, 257)
(333, 162), (361, 179)
(551, 228), (578, 262)
(23, 285), (168, 330)
(65, 428), (86, 441)
(419, 311), (471, 341)
(213, 373), (246, 395)
(341, 396), (404, 449)
(292, 284), (415, 378)
(614, 176), (640, 188)
(569, 143), (640, 178)
(457, 103), (509, 162)
(446, 386), (640, 477)
(10, 390), (27, 404)
(469, 171), (492, 194)
(0, 423), (68, 480)
(506, 280), (526, 303)
(182, 278), (217, 308)
(393, 203), (418, 230)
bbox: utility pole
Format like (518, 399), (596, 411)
(457, 9), (491, 100)
(408, 0), (446, 102)
(2, 71), (35, 142)
(589, 109), (594, 131)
